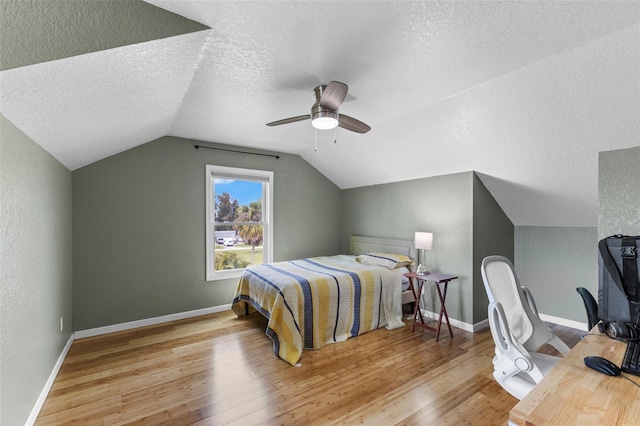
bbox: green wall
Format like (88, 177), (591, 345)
(510, 145), (640, 327)
(342, 171), (511, 326)
(599, 146), (640, 239)
(1, 0), (208, 71)
(1, 115), (73, 426)
(472, 173), (514, 323)
(72, 136), (342, 330)
(514, 226), (598, 324)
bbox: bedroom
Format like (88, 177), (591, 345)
(1, 1), (639, 425)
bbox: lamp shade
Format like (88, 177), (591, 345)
(414, 232), (433, 250)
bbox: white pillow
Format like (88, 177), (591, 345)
(356, 252), (414, 269)
(399, 266), (410, 291)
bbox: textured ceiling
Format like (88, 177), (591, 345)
(1, 1), (638, 227)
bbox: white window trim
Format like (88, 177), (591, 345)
(205, 165), (274, 281)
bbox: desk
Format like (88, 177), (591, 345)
(509, 328), (640, 425)
(404, 272), (458, 341)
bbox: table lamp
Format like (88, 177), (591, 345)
(414, 232), (433, 275)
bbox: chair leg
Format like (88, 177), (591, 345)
(549, 335), (571, 356)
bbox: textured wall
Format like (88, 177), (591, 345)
(342, 172), (475, 324)
(514, 226), (597, 324)
(0, 115), (73, 425)
(472, 174), (514, 323)
(0, 0), (208, 71)
(341, 171), (516, 326)
(511, 146), (639, 326)
(72, 136), (342, 330)
(598, 146), (640, 238)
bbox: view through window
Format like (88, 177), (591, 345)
(206, 165), (273, 280)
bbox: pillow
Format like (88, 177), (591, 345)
(356, 252), (414, 269)
(399, 266), (410, 283)
(399, 266), (411, 291)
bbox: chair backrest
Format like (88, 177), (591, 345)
(576, 287), (599, 330)
(481, 256), (539, 345)
(481, 256), (567, 354)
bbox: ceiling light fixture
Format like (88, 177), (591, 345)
(311, 109), (338, 130)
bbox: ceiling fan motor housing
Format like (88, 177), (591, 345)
(311, 104), (338, 121)
(312, 85), (338, 128)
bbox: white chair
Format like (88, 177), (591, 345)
(487, 301), (562, 400)
(481, 256), (570, 356)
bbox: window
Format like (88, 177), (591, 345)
(206, 165), (273, 280)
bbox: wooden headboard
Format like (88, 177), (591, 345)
(349, 235), (417, 270)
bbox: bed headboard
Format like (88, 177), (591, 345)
(349, 235), (417, 270)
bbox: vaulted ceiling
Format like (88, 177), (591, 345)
(1, 1), (638, 227)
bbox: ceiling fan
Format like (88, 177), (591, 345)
(266, 81), (371, 134)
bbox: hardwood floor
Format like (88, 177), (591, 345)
(36, 311), (583, 425)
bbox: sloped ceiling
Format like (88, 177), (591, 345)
(1, 1), (638, 227)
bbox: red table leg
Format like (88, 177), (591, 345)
(434, 282), (453, 340)
(411, 279), (425, 331)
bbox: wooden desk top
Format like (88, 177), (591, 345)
(509, 329), (640, 425)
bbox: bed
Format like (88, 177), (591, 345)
(231, 236), (416, 365)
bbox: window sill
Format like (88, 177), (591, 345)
(207, 269), (243, 281)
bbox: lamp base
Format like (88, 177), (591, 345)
(416, 264), (430, 275)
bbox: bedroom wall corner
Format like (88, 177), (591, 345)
(341, 171), (475, 325)
(471, 172), (514, 324)
(1, 114), (73, 426)
(72, 137), (342, 331)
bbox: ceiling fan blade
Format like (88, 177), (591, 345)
(266, 115), (310, 127)
(319, 81), (348, 110)
(338, 114), (371, 134)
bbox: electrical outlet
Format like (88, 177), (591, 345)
(60, 317), (63, 332)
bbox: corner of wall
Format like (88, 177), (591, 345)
(471, 172), (515, 324)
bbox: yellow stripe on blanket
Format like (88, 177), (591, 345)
(231, 255), (404, 365)
(310, 276), (335, 349)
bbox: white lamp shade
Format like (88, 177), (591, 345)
(414, 232), (433, 250)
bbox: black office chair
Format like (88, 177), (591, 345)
(576, 287), (599, 330)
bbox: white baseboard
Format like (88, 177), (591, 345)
(468, 314), (585, 333)
(25, 333), (75, 426)
(74, 304), (232, 339)
(418, 309), (482, 333)
(472, 318), (489, 332)
(539, 313), (588, 331)
(417, 310), (583, 334)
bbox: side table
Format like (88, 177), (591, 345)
(404, 272), (458, 341)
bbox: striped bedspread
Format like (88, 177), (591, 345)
(231, 255), (405, 365)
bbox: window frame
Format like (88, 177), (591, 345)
(205, 164), (273, 281)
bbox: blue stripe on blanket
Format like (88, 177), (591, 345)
(265, 327), (280, 356)
(264, 264), (314, 348)
(290, 260), (341, 342)
(301, 258), (362, 337)
(246, 269), (301, 334)
(232, 294), (272, 319)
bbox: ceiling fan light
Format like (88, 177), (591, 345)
(312, 116), (339, 130)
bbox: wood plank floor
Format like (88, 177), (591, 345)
(36, 311), (582, 425)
